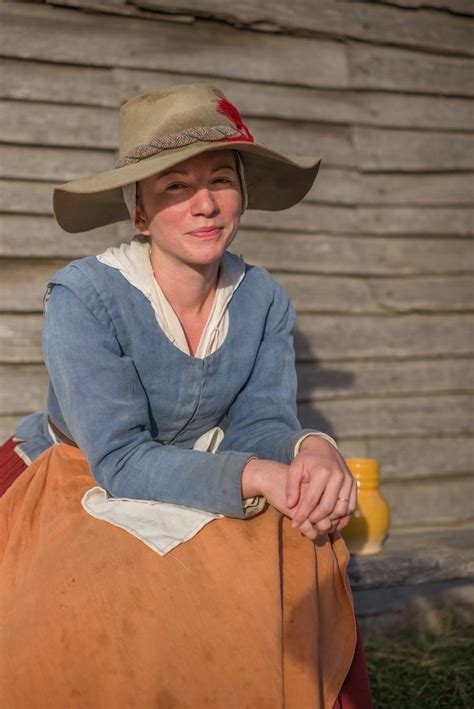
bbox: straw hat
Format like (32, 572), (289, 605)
(53, 83), (322, 233)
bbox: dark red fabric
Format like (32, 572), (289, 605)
(332, 620), (373, 708)
(0, 436), (28, 496)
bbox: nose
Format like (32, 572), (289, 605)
(190, 186), (219, 217)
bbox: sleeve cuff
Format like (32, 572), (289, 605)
(293, 431), (339, 458)
(242, 495), (267, 517)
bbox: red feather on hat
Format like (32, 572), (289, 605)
(215, 92), (254, 143)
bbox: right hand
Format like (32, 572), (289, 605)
(242, 459), (330, 540)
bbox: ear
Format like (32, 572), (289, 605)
(134, 192), (151, 236)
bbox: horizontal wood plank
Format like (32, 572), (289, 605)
(0, 4), (349, 89)
(0, 260), (69, 311)
(0, 216), (123, 258)
(238, 231), (474, 275)
(349, 42), (474, 96)
(297, 358), (474, 400)
(381, 476), (474, 528)
(295, 314), (474, 360)
(128, 0), (474, 55)
(367, 275), (474, 312)
(363, 435), (474, 480)
(352, 126), (474, 172)
(359, 0), (474, 17)
(0, 315), (43, 363)
(0, 364), (48, 414)
(1, 58), (473, 131)
(0, 144), (113, 183)
(0, 416), (24, 444)
(298, 393), (474, 437)
(280, 273), (474, 313)
(244, 205), (473, 236)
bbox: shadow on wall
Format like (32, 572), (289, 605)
(293, 324), (354, 439)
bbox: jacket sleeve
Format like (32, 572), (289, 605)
(218, 278), (323, 464)
(42, 280), (256, 519)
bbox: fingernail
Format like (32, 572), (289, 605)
(291, 521), (299, 528)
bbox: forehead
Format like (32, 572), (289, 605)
(157, 149), (237, 179)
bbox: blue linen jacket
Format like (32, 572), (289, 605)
(14, 255), (319, 519)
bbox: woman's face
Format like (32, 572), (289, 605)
(134, 149), (242, 270)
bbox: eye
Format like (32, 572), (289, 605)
(213, 177), (232, 184)
(166, 182), (187, 191)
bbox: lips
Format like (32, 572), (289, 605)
(189, 227), (223, 238)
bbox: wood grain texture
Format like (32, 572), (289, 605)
(0, 315), (43, 363)
(348, 42), (473, 96)
(0, 144), (113, 182)
(2, 57), (473, 131)
(353, 0), (474, 17)
(0, 3), (348, 88)
(128, 0), (474, 55)
(294, 314), (474, 360)
(0, 260), (69, 311)
(298, 393), (474, 438)
(0, 416), (23, 443)
(352, 127), (474, 172)
(238, 232), (474, 275)
(0, 216), (122, 258)
(243, 205), (474, 236)
(280, 273), (474, 313)
(382, 475), (474, 528)
(0, 364), (48, 414)
(296, 358), (474, 400)
(363, 435), (474, 480)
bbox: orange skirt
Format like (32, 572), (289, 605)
(0, 442), (369, 708)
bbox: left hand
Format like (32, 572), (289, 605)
(286, 437), (357, 537)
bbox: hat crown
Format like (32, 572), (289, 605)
(118, 83), (245, 157)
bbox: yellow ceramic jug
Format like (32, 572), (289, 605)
(341, 457), (391, 555)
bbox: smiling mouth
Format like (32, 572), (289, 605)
(189, 227), (223, 238)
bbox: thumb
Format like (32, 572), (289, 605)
(286, 464), (302, 508)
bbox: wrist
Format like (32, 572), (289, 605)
(241, 458), (284, 498)
(299, 435), (337, 454)
(241, 458), (263, 497)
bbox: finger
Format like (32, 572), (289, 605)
(290, 477), (327, 527)
(286, 463), (303, 508)
(297, 518), (318, 540)
(349, 477), (358, 514)
(315, 517), (333, 535)
(326, 476), (354, 519)
(306, 470), (345, 525)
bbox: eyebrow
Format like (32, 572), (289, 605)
(157, 163), (236, 180)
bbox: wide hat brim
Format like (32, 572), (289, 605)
(53, 140), (322, 233)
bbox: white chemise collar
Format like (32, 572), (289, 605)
(96, 234), (246, 358)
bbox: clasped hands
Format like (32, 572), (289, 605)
(242, 436), (357, 540)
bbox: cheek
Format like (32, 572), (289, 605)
(222, 190), (242, 218)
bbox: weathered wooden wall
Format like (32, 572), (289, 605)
(1, 0), (473, 530)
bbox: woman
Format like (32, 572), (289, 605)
(0, 84), (372, 708)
